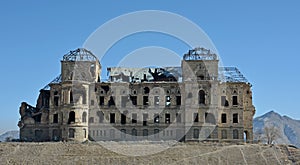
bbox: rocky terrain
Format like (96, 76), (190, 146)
(0, 141), (299, 165)
(254, 111), (300, 148)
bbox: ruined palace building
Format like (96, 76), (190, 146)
(18, 47), (255, 142)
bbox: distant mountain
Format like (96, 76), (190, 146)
(254, 111), (300, 148)
(0, 130), (19, 142)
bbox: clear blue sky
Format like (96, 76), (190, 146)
(0, 0), (299, 134)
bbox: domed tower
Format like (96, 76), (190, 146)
(57, 48), (101, 141)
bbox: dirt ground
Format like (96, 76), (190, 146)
(0, 141), (299, 165)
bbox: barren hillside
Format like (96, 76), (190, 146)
(0, 142), (299, 165)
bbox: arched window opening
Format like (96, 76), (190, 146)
(143, 129), (148, 139)
(244, 131), (248, 142)
(82, 112), (87, 123)
(144, 87), (150, 94)
(68, 111), (75, 124)
(97, 111), (104, 123)
(199, 90), (205, 104)
(69, 128), (75, 138)
(70, 91), (73, 103)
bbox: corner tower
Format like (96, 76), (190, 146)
(50, 48), (101, 142)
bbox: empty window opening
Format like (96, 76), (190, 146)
(165, 96), (171, 107)
(68, 111), (75, 124)
(176, 96), (181, 105)
(69, 128), (75, 138)
(143, 113), (148, 126)
(54, 96), (59, 106)
(97, 111), (104, 123)
(110, 113), (115, 123)
(70, 91), (73, 103)
(82, 112), (87, 123)
(165, 114), (171, 124)
(176, 113), (181, 123)
(132, 113), (137, 123)
(233, 129), (239, 139)
(232, 96), (238, 106)
(99, 96), (104, 106)
(108, 96), (115, 106)
(121, 114), (126, 124)
(221, 96), (229, 107)
(101, 86), (110, 94)
(130, 96), (137, 106)
(91, 100), (94, 106)
(205, 113), (216, 124)
(52, 129), (59, 141)
(193, 129), (199, 139)
(89, 117), (94, 123)
(198, 75), (204, 80)
(221, 113), (227, 123)
(221, 130), (227, 139)
(154, 96), (160, 106)
(154, 114), (159, 123)
(121, 96), (128, 108)
(143, 96), (149, 106)
(199, 90), (205, 104)
(233, 113), (238, 123)
(83, 129), (87, 138)
(144, 87), (150, 94)
(194, 113), (199, 122)
(53, 114), (58, 123)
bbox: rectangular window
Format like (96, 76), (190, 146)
(121, 114), (126, 124)
(176, 113), (181, 123)
(221, 130), (227, 139)
(165, 96), (171, 107)
(176, 96), (181, 105)
(130, 96), (137, 106)
(143, 113), (148, 126)
(233, 113), (238, 123)
(99, 96), (104, 106)
(154, 114), (159, 123)
(143, 96), (149, 106)
(110, 113), (115, 123)
(165, 114), (170, 124)
(91, 100), (94, 106)
(132, 113), (137, 123)
(110, 129), (115, 138)
(194, 113), (199, 122)
(121, 96), (128, 108)
(221, 113), (227, 123)
(221, 96), (229, 107)
(53, 114), (58, 123)
(54, 96), (59, 106)
(232, 96), (238, 106)
(193, 129), (199, 139)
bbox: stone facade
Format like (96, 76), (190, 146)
(18, 48), (255, 142)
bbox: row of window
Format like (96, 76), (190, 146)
(89, 129), (175, 138)
(52, 90), (238, 107)
(193, 129), (239, 139)
(53, 111), (239, 125)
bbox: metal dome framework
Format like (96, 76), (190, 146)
(62, 48), (98, 62)
(183, 47), (218, 61)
